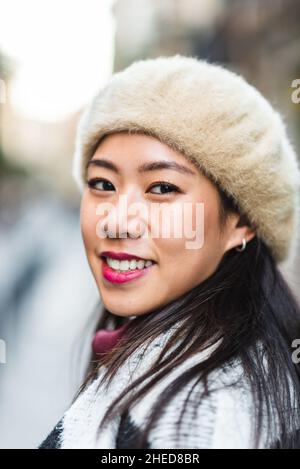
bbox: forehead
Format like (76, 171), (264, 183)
(90, 131), (199, 174)
(86, 131), (223, 210)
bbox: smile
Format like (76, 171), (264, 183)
(100, 256), (156, 284)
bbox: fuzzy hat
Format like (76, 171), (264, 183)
(72, 54), (300, 264)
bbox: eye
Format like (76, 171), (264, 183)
(148, 181), (181, 195)
(87, 178), (115, 191)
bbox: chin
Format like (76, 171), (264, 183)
(101, 301), (147, 318)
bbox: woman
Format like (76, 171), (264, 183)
(39, 54), (300, 449)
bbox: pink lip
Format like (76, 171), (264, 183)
(101, 251), (153, 261)
(101, 257), (155, 284)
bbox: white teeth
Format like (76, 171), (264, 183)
(105, 257), (153, 272)
(137, 259), (145, 270)
(129, 260), (137, 270)
(119, 260), (130, 271)
(108, 258), (120, 270)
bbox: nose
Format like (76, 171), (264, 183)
(99, 190), (149, 239)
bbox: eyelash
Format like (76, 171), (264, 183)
(87, 178), (181, 195)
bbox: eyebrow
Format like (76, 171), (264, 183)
(86, 158), (196, 176)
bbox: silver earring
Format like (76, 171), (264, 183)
(236, 237), (247, 252)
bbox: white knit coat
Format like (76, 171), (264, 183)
(39, 324), (279, 449)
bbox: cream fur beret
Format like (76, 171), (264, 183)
(72, 54), (300, 264)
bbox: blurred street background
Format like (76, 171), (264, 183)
(0, 0), (300, 448)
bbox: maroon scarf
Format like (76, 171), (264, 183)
(92, 320), (130, 356)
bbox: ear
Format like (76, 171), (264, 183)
(223, 213), (257, 253)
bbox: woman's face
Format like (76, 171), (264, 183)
(80, 131), (248, 317)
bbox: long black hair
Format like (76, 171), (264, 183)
(76, 182), (300, 449)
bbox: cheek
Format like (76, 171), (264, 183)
(80, 194), (98, 250)
(155, 198), (222, 283)
(183, 195), (221, 254)
(195, 195), (221, 249)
